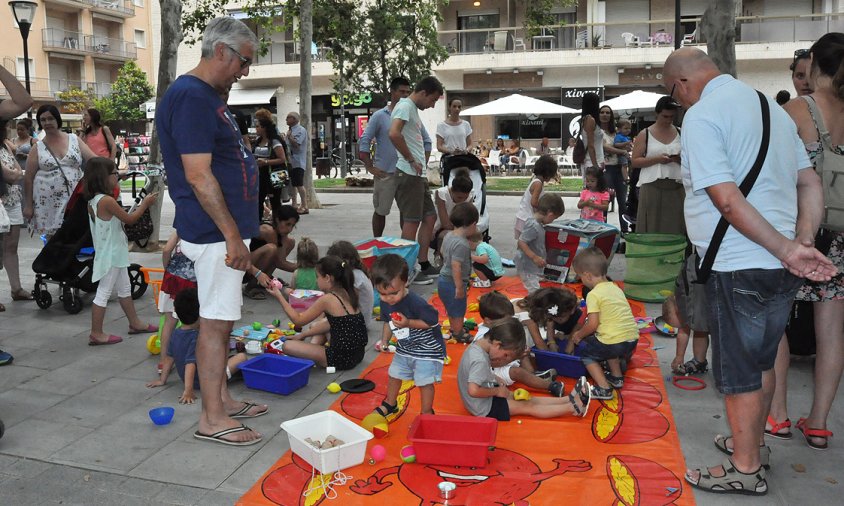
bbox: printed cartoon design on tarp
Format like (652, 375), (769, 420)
(349, 448), (591, 505)
(339, 365), (414, 422)
(238, 277), (694, 506)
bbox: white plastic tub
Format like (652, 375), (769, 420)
(280, 410), (373, 474)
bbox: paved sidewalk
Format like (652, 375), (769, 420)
(0, 192), (840, 505)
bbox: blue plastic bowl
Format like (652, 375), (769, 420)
(148, 406), (175, 425)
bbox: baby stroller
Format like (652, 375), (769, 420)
(31, 181), (147, 314)
(440, 154), (491, 241)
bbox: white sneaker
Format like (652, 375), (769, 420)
(472, 279), (491, 288)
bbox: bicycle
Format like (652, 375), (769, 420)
(328, 148), (365, 178)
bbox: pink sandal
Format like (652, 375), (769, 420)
(89, 335), (123, 346)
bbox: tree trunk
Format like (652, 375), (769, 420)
(700, 0), (737, 77)
(300, 0), (321, 210)
(136, 0), (183, 251)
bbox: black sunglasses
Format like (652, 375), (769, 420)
(668, 81), (685, 108)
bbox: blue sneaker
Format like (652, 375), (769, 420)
(0, 350), (13, 366)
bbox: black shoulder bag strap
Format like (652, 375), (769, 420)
(695, 90), (770, 284)
(43, 141), (72, 196)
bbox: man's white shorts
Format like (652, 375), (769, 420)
(179, 239), (250, 321)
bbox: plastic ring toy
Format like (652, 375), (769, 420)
(672, 375), (706, 390)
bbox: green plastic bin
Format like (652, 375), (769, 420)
(623, 233), (687, 302)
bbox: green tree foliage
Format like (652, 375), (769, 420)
(56, 86), (97, 114)
(97, 61), (154, 121)
(180, 0), (449, 97)
(524, 0), (577, 37)
(181, 0), (282, 53)
(330, 0), (449, 97)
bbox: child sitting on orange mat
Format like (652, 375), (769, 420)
(371, 253), (445, 417)
(569, 247), (639, 400)
(458, 317), (591, 420)
(519, 287), (583, 354)
(473, 291), (563, 396)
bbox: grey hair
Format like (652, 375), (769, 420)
(200, 16), (259, 59)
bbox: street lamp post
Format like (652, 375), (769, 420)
(9, 1), (38, 119)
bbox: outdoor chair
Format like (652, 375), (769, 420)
(621, 32), (636, 47)
(493, 31), (508, 51)
(681, 29), (697, 46)
(486, 150), (502, 175)
(513, 37), (526, 51)
(508, 150), (528, 174)
(556, 154), (578, 177)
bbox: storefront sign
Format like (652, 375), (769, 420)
(560, 87), (603, 109)
(331, 93), (373, 108)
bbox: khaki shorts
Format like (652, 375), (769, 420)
(372, 172), (400, 216)
(179, 239), (250, 321)
(395, 170), (435, 222)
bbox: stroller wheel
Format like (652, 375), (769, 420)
(63, 290), (83, 315)
(129, 264), (148, 300)
(35, 287), (52, 310)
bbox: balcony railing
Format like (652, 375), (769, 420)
(42, 29), (137, 59)
(85, 34), (137, 59)
(53, 79), (113, 98)
(82, 0), (135, 17)
(437, 12), (844, 55)
(0, 77), (113, 99)
(42, 28), (88, 52)
(253, 41), (333, 66)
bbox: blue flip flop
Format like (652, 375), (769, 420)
(0, 350), (13, 366)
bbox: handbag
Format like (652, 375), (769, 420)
(572, 125), (586, 164)
(124, 189), (153, 242)
(694, 90), (770, 284)
(785, 300), (816, 356)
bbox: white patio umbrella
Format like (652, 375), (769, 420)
(460, 94), (578, 116)
(600, 90), (667, 113)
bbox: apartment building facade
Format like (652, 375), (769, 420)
(176, 0), (842, 152)
(1, 0), (158, 125)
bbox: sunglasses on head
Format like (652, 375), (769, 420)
(793, 48), (809, 61)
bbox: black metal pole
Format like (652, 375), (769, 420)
(675, 0), (682, 50)
(20, 21), (32, 119)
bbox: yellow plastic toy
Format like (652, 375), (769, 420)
(372, 306), (381, 316)
(146, 334), (161, 355)
(361, 412), (389, 438)
(444, 356), (452, 365)
(467, 302), (479, 312)
(326, 382), (342, 393)
(513, 388), (532, 401)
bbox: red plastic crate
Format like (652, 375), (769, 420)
(407, 414), (498, 467)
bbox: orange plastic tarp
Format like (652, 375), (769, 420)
(239, 278), (693, 506)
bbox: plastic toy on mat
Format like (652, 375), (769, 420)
(289, 289), (324, 311)
(543, 218), (620, 284)
(140, 267), (164, 306)
(232, 324), (272, 341)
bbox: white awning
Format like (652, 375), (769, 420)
(228, 87), (277, 106)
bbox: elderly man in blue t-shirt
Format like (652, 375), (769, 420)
(663, 48), (836, 496)
(157, 17), (268, 446)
